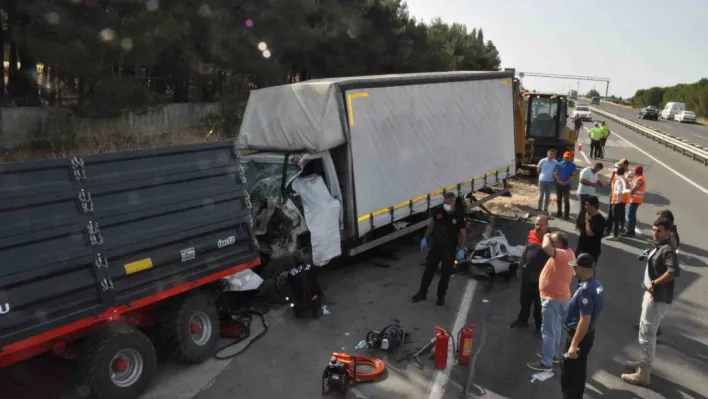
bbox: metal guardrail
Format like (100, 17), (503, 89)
(589, 106), (708, 166)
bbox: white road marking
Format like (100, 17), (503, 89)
(426, 279), (477, 399)
(692, 133), (708, 141)
(607, 129), (708, 197)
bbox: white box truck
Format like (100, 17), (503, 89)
(236, 71), (517, 267)
(660, 102), (685, 120)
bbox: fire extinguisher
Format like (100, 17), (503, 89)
(456, 323), (477, 366)
(434, 326), (450, 370)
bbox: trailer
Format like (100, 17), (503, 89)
(0, 142), (260, 399)
(236, 71), (517, 268)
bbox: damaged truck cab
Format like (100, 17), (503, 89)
(238, 71), (519, 269)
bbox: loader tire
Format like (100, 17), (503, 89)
(159, 294), (219, 364)
(77, 323), (157, 399)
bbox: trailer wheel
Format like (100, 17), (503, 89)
(160, 294), (219, 364)
(77, 323), (157, 399)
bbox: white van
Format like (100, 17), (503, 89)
(660, 102), (685, 120)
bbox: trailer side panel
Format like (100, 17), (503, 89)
(0, 142), (258, 351)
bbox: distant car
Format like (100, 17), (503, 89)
(569, 100), (575, 108)
(572, 105), (593, 121)
(674, 110), (696, 123)
(638, 106), (659, 120)
(591, 96), (601, 105)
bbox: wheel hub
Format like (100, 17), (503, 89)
(109, 348), (144, 388)
(111, 358), (128, 373)
(188, 311), (212, 346)
(190, 322), (200, 334)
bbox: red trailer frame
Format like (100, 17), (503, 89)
(0, 258), (260, 368)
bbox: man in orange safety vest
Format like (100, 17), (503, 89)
(605, 166), (630, 239)
(622, 165), (646, 237)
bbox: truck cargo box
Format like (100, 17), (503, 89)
(238, 71), (516, 238)
(0, 142), (259, 352)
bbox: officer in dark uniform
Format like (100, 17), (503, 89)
(412, 192), (466, 306)
(561, 253), (604, 399)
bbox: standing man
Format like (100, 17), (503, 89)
(573, 114), (584, 137)
(527, 232), (576, 372)
(576, 196), (606, 267)
(510, 216), (550, 334)
(588, 123), (604, 159)
(621, 218), (680, 386)
(561, 253), (604, 399)
(412, 192), (466, 306)
(576, 162), (604, 229)
(537, 150), (558, 214)
(605, 166), (629, 239)
(554, 151), (578, 220)
(623, 165), (646, 237)
(599, 121), (611, 158)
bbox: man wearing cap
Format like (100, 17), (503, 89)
(554, 151), (578, 220)
(588, 123), (604, 159)
(413, 192), (466, 306)
(623, 165), (646, 237)
(561, 253), (604, 399)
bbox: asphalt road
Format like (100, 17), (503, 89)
(449, 118), (708, 398)
(4, 111), (707, 399)
(588, 100), (708, 145)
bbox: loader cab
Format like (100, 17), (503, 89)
(523, 93), (572, 164)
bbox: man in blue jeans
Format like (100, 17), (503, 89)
(537, 150), (558, 213)
(528, 232), (576, 371)
(554, 151), (578, 220)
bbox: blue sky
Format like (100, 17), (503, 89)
(403, 0), (707, 98)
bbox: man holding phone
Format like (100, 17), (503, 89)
(561, 253), (604, 399)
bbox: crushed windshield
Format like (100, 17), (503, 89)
(528, 97), (559, 138)
(242, 161), (302, 202)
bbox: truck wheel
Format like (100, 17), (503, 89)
(160, 294), (219, 364)
(77, 323), (157, 399)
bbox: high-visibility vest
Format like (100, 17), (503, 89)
(610, 176), (631, 204)
(630, 175), (647, 204)
(528, 229), (542, 245)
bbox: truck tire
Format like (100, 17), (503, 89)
(77, 323), (157, 399)
(159, 294), (219, 364)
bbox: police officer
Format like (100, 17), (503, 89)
(561, 253), (604, 399)
(412, 192), (466, 306)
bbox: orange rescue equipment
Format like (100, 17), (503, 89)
(630, 175), (646, 204)
(330, 352), (386, 383)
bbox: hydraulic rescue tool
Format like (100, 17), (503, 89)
(364, 324), (408, 350)
(321, 353), (385, 397)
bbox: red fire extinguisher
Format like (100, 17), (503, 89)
(457, 323), (477, 366)
(434, 326), (449, 370)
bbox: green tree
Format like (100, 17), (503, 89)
(2, 0), (504, 123)
(587, 89), (600, 98)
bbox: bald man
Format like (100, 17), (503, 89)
(511, 216), (550, 334)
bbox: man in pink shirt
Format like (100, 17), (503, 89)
(528, 232), (576, 371)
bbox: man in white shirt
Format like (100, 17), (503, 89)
(575, 162), (604, 229)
